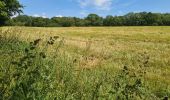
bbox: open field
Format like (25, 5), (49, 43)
(1, 26), (170, 99)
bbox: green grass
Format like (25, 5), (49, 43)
(0, 26), (170, 99)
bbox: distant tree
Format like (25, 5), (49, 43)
(162, 13), (170, 25)
(51, 17), (61, 27)
(137, 12), (148, 25)
(0, 0), (23, 26)
(51, 17), (76, 27)
(124, 13), (138, 25)
(85, 14), (103, 26)
(144, 12), (162, 26)
(103, 15), (114, 26)
(32, 17), (48, 27)
(113, 16), (125, 26)
(10, 15), (32, 26)
(60, 17), (75, 27)
(74, 17), (85, 26)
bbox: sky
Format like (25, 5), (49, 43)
(19, 0), (170, 18)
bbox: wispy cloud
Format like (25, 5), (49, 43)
(77, 0), (113, 10)
(55, 15), (63, 17)
(33, 14), (40, 17)
(33, 13), (47, 18)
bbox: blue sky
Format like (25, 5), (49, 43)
(19, 0), (170, 18)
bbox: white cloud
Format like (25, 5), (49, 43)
(78, 0), (113, 10)
(33, 14), (40, 17)
(55, 15), (63, 17)
(33, 13), (47, 18)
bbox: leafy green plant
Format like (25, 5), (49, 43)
(109, 66), (151, 99)
(0, 36), (59, 99)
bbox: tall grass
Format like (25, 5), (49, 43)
(0, 28), (170, 100)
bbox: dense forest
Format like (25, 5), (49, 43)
(3, 12), (170, 27)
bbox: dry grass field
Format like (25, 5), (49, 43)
(1, 26), (170, 99)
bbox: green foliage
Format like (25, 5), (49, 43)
(0, 1), (8, 25)
(32, 17), (50, 27)
(8, 12), (170, 27)
(0, 36), (58, 99)
(110, 66), (152, 99)
(85, 14), (103, 26)
(0, 0), (23, 26)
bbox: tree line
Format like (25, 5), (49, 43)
(5, 12), (170, 27)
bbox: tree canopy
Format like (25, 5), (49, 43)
(7, 12), (170, 27)
(0, 0), (23, 26)
(85, 14), (103, 26)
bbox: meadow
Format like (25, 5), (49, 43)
(0, 26), (170, 99)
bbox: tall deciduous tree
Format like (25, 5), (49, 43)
(0, 0), (23, 26)
(85, 14), (103, 26)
